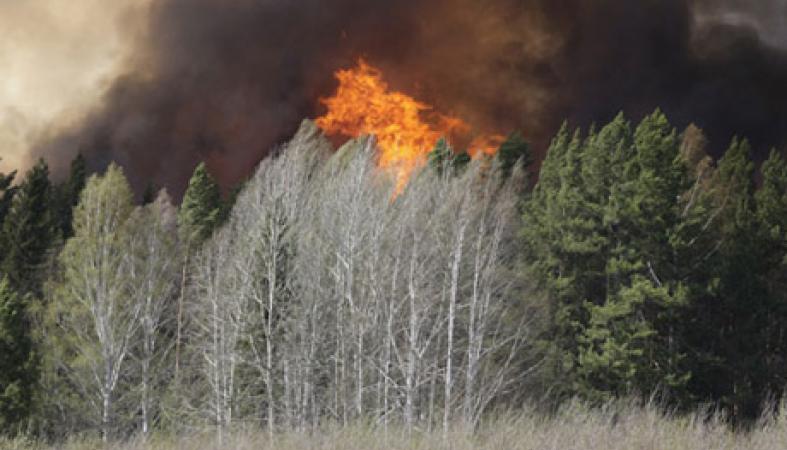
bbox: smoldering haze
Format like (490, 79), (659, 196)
(23, 0), (787, 197)
(0, 0), (149, 175)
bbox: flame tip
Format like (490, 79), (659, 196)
(316, 60), (502, 192)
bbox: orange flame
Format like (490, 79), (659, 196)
(316, 59), (503, 188)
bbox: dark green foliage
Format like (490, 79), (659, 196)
(681, 140), (787, 422)
(1, 159), (56, 294)
(54, 154), (87, 239)
(526, 111), (699, 405)
(0, 167), (16, 227)
(0, 161), (55, 430)
(428, 137), (471, 174)
(142, 182), (158, 205)
(496, 130), (533, 180)
(0, 276), (35, 434)
(178, 162), (222, 245)
(525, 112), (787, 420)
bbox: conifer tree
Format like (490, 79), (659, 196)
(0, 276), (35, 433)
(178, 162), (222, 246)
(429, 137), (471, 174)
(578, 111), (691, 402)
(0, 163), (16, 227)
(55, 154), (87, 239)
(525, 111), (698, 404)
(754, 150), (787, 409)
(141, 183), (157, 206)
(522, 122), (592, 399)
(496, 130), (533, 180)
(1, 159), (56, 294)
(429, 137), (453, 172)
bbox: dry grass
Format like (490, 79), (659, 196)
(4, 401), (787, 450)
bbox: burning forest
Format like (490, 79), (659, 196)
(3, 1), (787, 448)
(316, 59), (503, 189)
(3, 0), (787, 197)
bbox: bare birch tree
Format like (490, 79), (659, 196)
(125, 190), (180, 436)
(180, 125), (538, 434)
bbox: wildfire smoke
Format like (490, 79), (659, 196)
(3, 0), (787, 198)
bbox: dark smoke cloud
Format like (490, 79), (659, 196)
(32, 0), (787, 198)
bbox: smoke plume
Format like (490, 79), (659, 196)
(13, 0), (787, 197)
(0, 0), (149, 175)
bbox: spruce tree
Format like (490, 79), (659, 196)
(0, 165), (16, 227)
(0, 276), (35, 433)
(55, 154), (87, 239)
(179, 162), (222, 245)
(1, 159), (56, 294)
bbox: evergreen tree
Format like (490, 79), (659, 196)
(141, 182), (157, 206)
(754, 150), (787, 411)
(428, 137), (471, 174)
(55, 154), (87, 239)
(1, 159), (56, 295)
(522, 122), (594, 400)
(178, 162), (222, 246)
(496, 130), (533, 180)
(0, 163), (16, 227)
(578, 111), (691, 402)
(677, 138), (780, 421)
(525, 111), (697, 404)
(429, 137), (453, 172)
(0, 276), (35, 434)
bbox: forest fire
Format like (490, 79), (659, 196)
(316, 59), (503, 188)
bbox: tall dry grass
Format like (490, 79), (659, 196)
(4, 400), (787, 450)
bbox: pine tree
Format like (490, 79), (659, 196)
(496, 130), (533, 180)
(754, 150), (787, 411)
(0, 276), (35, 433)
(572, 113), (639, 401)
(178, 162), (222, 246)
(525, 112), (697, 404)
(429, 137), (471, 175)
(522, 122), (594, 400)
(55, 154), (87, 239)
(682, 138), (778, 421)
(141, 182), (157, 206)
(0, 164), (16, 227)
(429, 137), (453, 172)
(577, 111), (692, 402)
(1, 159), (56, 295)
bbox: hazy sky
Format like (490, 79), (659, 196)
(0, 0), (148, 174)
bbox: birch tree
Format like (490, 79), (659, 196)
(48, 164), (138, 441)
(125, 190), (180, 436)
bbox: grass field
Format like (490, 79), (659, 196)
(3, 401), (786, 450)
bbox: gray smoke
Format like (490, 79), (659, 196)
(29, 0), (787, 198)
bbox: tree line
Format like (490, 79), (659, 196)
(0, 110), (786, 442)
